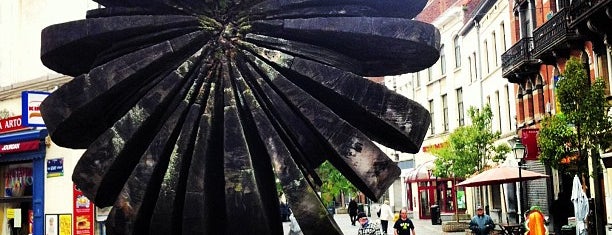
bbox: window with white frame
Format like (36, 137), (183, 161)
(440, 45), (446, 75)
(442, 94), (449, 132)
(429, 100), (435, 135)
(457, 88), (464, 126)
(454, 36), (461, 68)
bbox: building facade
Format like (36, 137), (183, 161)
(503, 0), (612, 233)
(384, 0), (520, 223)
(0, 1), (102, 235)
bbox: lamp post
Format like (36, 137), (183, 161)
(512, 140), (527, 224)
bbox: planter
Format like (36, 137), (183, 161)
(443, 221), (469, 232)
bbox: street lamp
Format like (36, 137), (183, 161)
(512, 140), (527, 224)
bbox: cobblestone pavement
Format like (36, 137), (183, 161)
(283, 213), (466, 235)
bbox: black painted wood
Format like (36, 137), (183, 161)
(40, 1), (440, 234)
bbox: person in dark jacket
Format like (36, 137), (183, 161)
(469, 205), (494, 235)
(349, 199), (359, 226)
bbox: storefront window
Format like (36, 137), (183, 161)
(0, 163), (34, 234)
(457, 188), (466, 210)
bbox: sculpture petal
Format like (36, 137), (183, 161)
(39, 1), (440, 234)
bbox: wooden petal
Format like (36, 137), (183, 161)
(40, 31), (206, 148)
(41, 15), (200, 76)
(250, 0), (428, 19)
(240, 42), (430, 153)
(71, 49), (205, 206)
(251, 17), (440, 76)
(232, 58), (342, 234)
(242, 50), (400, 199)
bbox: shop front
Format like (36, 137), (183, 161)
(0, 127), (47, 235)
(406, 160), (466, 220)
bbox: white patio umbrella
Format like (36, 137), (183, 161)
(571, 175), (589, 235)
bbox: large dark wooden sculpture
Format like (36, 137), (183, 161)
(39, 1), (439, 234)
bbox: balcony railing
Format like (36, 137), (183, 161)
(532, 8), (579, 59)
(569, 0), (611, 26)
(501, 37), (534, 78)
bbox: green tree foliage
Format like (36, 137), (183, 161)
(538, 57), (612, 175)
(537, 114), (576, 172)
(431, 104), (511, 179)
(316, 161), (358, 206)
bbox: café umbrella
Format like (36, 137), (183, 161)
(456, 166), (549, 225)
(456, 166), (549, 187)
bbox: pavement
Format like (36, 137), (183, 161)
(283, 213), (466, 235)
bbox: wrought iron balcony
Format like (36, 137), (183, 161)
(532, 8), (580, 63)
(569, 0), (612, 27)
(501, 37), (536, 79)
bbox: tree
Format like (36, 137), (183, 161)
(431, 104), (510, 179)
(538, 57), (612, 175)
(316, 161), (358, 207)
(537, 57), (612, 235)
(430, 104), (510, 222)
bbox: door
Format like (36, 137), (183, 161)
(418, 183), (436, 219)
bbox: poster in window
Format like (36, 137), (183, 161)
(59, 214), (72, 235)
(457, 190), (466, 209)
(45, 214), (58, 235)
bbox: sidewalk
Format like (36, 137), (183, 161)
(283, 213), (466, 235)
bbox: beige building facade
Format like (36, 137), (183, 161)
(0, 1), (99, 235)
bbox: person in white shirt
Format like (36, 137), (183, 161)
(379, 200), (394, 234)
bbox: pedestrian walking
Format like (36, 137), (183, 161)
(349, 198), (359, 226)
(469, 205), (494, 235)
(357, 212), (383, 235)
(379, 200), (394, 234)
(393, 208), (415, 235)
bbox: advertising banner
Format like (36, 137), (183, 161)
(21, 91), (49, 127)
(73, 185), (94, 235)
(521, 128), (540, 160)
(0, 116), (25, 134)
(0, 140), (40, 154)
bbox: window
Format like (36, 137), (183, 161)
(505, 85), (512, 130)
(492, 32), (498, 67)
(518, 1), (535, 38)
(442, 94), (449, 131)
(496, 91), (502, 132)
(440, 45), (446, 75)
(472, 52), (477, 81)
(492, 185), (502, 210)
(457, 88), (464, 126)
(429, 100), (435, 135)
(454, 36), (461, 68)
(415, 72), (421, 87)
(556, 0), (569, 11)
(427, 67), (433, 82)
(500, 22), (507, 52)
(468, 57), (474, 82)
(483, 40), (489, 74)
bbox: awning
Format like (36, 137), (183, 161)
(405, 160), (435, 183)
(0, 129), (48, 163)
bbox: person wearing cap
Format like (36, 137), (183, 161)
(469, 205), (494, 235)
(357, 212), (383, 235)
